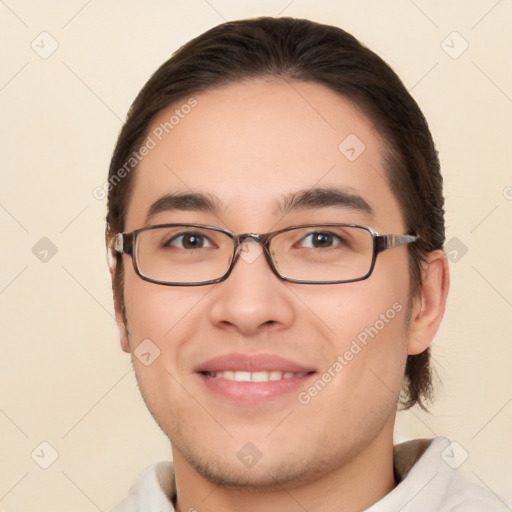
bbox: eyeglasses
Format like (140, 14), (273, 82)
(113, 223), (419, 286)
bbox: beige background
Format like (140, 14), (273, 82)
(1, 0), (511, 510)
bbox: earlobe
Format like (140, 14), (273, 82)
(407, 250), (450, 355)
(108, 251), (131, 354)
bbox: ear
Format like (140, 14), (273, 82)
(407, 249), (450, 355)
(108, 250), (131, 353)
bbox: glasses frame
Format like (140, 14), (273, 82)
(113, 223), (419, 286)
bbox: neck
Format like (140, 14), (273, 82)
(172, 424), (396, 512)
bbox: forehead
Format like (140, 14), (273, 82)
(125, 79), (404, 232)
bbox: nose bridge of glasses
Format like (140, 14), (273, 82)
(231, 233), (275, 269)
(234, 233), (267, 252)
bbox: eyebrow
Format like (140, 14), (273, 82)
(276, 187), (373, 217)
(146, 193), (219, 223)
(145, 187), (373, 223)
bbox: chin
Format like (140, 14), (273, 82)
(185, 453), (316, 490)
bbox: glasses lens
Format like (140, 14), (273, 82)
(135, 226), (233, 284)
(270, 225), (374, 282)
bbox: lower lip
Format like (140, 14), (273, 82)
(197, 373), (316, 405)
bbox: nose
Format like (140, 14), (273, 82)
(208, 240), (296, 336)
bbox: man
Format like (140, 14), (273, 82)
(106, 17), (507, 511)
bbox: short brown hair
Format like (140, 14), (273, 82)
(106, 17), (445, 409)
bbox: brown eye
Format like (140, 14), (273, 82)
(166, 232), (213, 249)
(300, 232), (345, 249)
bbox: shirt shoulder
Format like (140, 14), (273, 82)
(367, 437), (510, 512)
(110, 461), (176, 512)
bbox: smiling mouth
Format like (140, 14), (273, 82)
(201, 370), (313, 382)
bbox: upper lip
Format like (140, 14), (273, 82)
(195, 353), (316, 374)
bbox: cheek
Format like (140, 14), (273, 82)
(122, 276), (205, 424)
(123, 271), (206, 342)
(319, 270), (409, 341)
(307, 277), (410, 397)
(326, 297), (409, 409)
(122, 275), (208, 391)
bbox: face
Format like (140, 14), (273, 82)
(117, 79), (418, 488)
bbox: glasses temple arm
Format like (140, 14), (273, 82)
(375, 234), (419, 252)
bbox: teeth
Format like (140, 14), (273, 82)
(207, 370), (306, 382)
